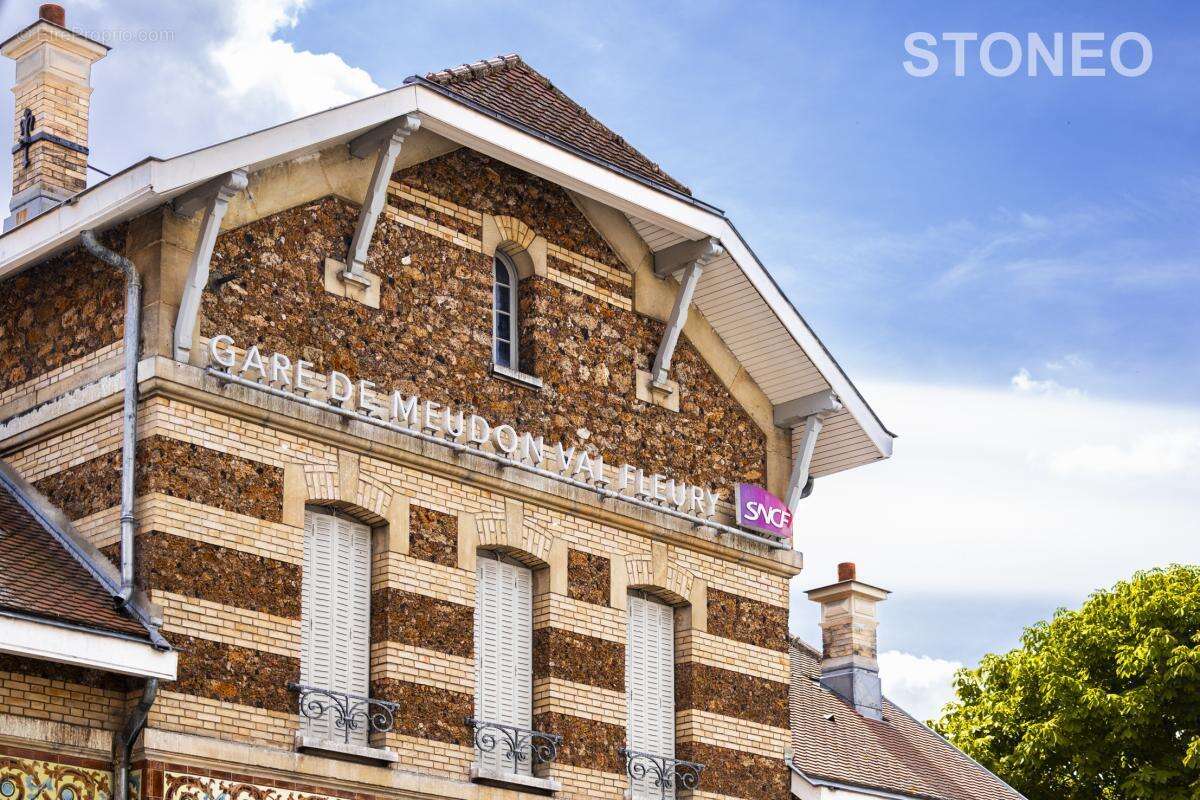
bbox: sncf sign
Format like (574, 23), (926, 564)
(734, 484), (793, 541)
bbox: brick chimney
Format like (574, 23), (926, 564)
(806, 562), (890, 720)
(1, 4), (108, 230)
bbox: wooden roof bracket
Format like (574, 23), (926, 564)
(774, 390), (843, 511)
(342, 114), (421, 284)
(172, 169), (248, 363)
(649, 237), (723, 390)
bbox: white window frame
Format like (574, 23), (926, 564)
(492, 252), (520, 371)
(474, 550), (535, 774)
(626, 591), (676, 799)
(300, 507), (373, 748)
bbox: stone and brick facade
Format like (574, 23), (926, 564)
(0, 24), (907, 800)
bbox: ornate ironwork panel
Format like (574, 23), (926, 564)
(619, 748), (705, 799)
(466, 718), (563, 773)
(288, 683), (399, 744)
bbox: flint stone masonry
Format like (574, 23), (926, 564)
(33, 435), (285, 522)
(675, 661), (789, 730)
(369, 586), (474, 658)
(370, 678), (472, 746)
(199, 147), (765, 496)
(532, 711), (625, 774)
(171, 634), (298, 714)
(677, 741), (789, 800)
(567, 548), (611, 606)
(100, 531), (302, 619)
(532, 627), (624, 692)
(408, 504), (458, 567)
(706, 588), (790, 652)
(0, 229), (125, 394)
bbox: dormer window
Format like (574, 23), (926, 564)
(493, 253), (518, 370)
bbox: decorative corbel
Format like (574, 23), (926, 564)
(774, 390), (843, 512)
(342, 114), (421, 283)
(649, 237), (723, 389)
(172, 169), (248, 363)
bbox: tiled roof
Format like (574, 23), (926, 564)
(412, 55), (691, 196)
(790, 640), (1026, 800)
(0, 464), (152, 641)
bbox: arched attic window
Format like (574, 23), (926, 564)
(493, 252), (519, 371)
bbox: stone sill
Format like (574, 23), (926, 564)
(295, 735), (397, 765)
(490, 362), (543, 390)
(470, 763), (559, 794)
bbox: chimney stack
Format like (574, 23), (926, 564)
(1, 4), (108, 230)
(806, 562), (890, 720)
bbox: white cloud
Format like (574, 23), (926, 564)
(1042, 428), (1200, 478)
(1010, 367), (1082, 397)
(790, 379), (1200, 600)
(879, 650), (962, 723)
(1045, 353), (1089, 371)
(210, 0), (381, 119)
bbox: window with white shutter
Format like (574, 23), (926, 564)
(474, 553), (534, 773)
(627, 594), (676, 799)
(301, 509), (372, 745)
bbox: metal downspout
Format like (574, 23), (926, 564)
(112, 678), (158, 800)
(79, 229), (140, 603)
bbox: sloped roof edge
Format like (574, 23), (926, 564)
(0, 459), (169, 650)
(0, 79), (893, 466)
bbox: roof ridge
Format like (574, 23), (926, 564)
(424, 53), (522, 83)
(418, 54), (690, 195)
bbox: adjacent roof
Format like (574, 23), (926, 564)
(0, 460), (162, 645)
(412, 55), (692, 196)
(790, 640), (1025, 800)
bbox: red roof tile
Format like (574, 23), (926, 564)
(790, 640), (1025, 800)
(0, 468), (151, 641)
(413, 55), (691, 196)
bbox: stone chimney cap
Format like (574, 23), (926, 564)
(805, 563), (890, 603)
(39, 5), (66, 26)
(0, 4), (110, 57)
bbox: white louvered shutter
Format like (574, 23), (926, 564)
(301, 510), (371, 746)
(474, 556), (533, 773)
(627, 595), (676, 799)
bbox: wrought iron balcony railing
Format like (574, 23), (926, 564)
(619, 748), (705, 799)
(466, 717), (563, 773)
(289, 683), (399, 744)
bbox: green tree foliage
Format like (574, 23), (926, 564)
(934, 565), (1200, 799)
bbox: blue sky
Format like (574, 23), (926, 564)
(1, 0), (1196, 719)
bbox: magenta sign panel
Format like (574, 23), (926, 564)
(734, 484), (793, 540)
